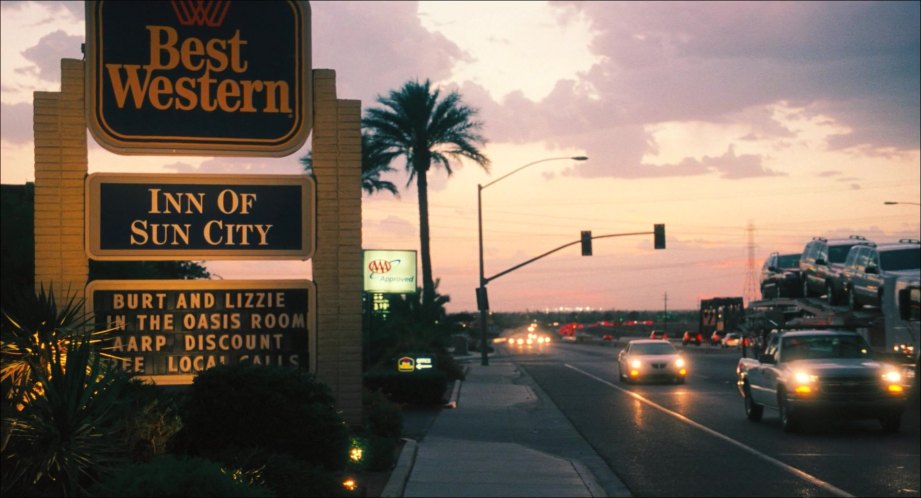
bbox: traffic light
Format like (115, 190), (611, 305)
(654, 224), (665, 249)
(476, 286), (490, 310)
(581, 230), (592, 256)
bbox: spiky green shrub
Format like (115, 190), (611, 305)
(180, 363), (349, 471)
(1, 286), (98, 408)
(2, 333), (131, 496)
(91, 454), (274, 497)
(1, 287), (130, 496)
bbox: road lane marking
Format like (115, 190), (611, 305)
(564, 363), (856, 498)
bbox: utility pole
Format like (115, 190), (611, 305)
(744, 221), (757, 305)
(664, 291), (668, 335)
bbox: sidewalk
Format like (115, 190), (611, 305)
(383, 356), (631, 497)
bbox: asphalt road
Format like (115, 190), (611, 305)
(506, 339), (920, 497)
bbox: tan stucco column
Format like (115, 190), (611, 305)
(33, 58), (88, 298)
(311, 69), (363, 425)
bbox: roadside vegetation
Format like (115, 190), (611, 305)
(0, 79), (483, 496)
(1, 286), (413, 497)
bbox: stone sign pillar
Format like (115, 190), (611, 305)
(311, 69), (363, 426)
(33, 59), (88, 297)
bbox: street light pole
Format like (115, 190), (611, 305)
(477, 183), (487, 366)
(884, 201), (921, 206)
(476, 156), (588, 366)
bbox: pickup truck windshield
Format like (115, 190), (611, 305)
(776, 254), (800, 268)
(781, 335), (872, 361)
(880, 247), (921, 271)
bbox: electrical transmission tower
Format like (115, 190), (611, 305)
(743, 221), (758, 305)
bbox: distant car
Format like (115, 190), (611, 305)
(508, 331), (552, 347)
(841, 239), (921, 310)
(760, 252), (802, 299)
(618, 339), (687, 384)
(800, 235), (874, 304)
(649, 331), (669, 340)
(682, 331), (702, 346)
(722, 333), (742, 348)
(710, 332), (723, 346)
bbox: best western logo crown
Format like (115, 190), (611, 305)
(170, 0), (230, 27)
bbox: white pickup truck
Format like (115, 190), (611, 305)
(736, 329), (909, 432)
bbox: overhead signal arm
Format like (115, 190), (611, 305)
(484, 226), (665, 285)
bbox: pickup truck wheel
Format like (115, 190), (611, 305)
(618, 367), (626, 383)
(848, 288), (861, 310)
(880, 413), (901, 433)
(779, 392), (798, 433)
(744, 384), (763, 422)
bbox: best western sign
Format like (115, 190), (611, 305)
(86, 173), (315, 260)
(85, 1), (311, 156)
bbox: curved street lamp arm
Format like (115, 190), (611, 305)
(481, 156), (587, 190)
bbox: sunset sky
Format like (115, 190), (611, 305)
(2, 1), (919, 313)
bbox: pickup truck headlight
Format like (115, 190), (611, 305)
(675, 358), (685, 368)
(881, 370), (902, 383)
(631, 359), (642, 369)
(792, 371), (818, 394)
(882, 370), (904, 393)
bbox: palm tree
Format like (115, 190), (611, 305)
(299, 133), (399, 197)
(362, 80), (489, 310)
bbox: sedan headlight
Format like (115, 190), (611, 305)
(675, 358), (685, 368)
(631, 359), (642, 369)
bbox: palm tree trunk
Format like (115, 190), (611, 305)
(416, 168), (435, 310)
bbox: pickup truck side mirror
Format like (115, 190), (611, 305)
(815, 258), (827, 266)
(864, 265), (878, 274)
(758, 354), (775, 364)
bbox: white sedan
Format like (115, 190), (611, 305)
(722, 333), (742, 348)
(618, 339), (688, 384)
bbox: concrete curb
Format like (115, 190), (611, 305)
(443, 378), (462, 409)
(569, 459), (607, 497)
(380, 438), (418, 498)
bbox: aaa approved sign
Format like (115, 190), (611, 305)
(85, 1), (311, 156)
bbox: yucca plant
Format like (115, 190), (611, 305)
(1, 286), (92, 409)
(1, 286), (129, 496)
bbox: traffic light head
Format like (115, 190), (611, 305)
(654, 224), (665, 249)
(581, 230), (592, 256)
